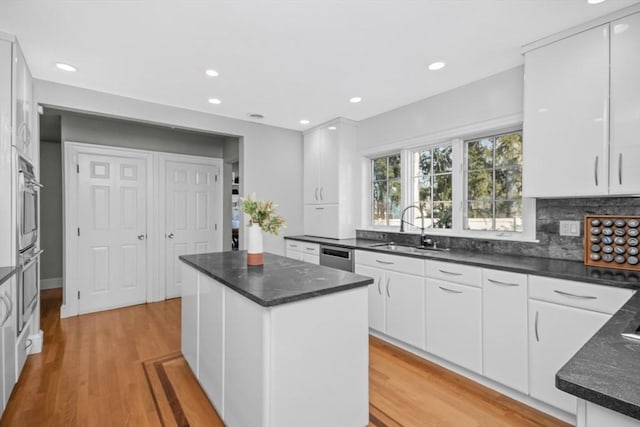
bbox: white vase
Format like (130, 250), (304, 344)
(247, 223), (264, 266)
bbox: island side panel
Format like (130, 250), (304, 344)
(269, 286), (369, 427)
(181, 263), (199, 376)
(198, 273), (225, 417)
(224, 286), (267, 427)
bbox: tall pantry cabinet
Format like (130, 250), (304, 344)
(523, 11), (640, 197)
(303, 118), (357, 239)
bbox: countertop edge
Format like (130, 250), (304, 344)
(0, 267), (16, 286)
(179, 255), (373, 307)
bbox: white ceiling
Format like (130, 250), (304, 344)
(1, 0), (637, 131)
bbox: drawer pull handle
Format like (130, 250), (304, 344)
(535, 311), (540, 342)
(376, 260), (394, 265)
(290, 244), (298, 248)
(487, 278), (519, 287)
(438, 269), (462, 276)
(386, 276), (391, 298)
(438, 286), (463, 294)
(553, 290), (597, 300)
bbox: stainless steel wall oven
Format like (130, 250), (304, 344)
(17, 156), (40, 252)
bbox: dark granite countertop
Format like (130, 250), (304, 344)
(285, 235), (640, 290)
(179, 251), (373, 307)
(557, 291), (640, 420)
(0, 266), (16, 286)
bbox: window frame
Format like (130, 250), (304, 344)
(364, 124), (537, 242)
(370, 153), (403, 227)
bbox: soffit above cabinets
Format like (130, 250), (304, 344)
(0, 0), (637, 131)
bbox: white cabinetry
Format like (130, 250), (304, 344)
(482, 269), (528, 394)
(285, 240), (319, 264)
(303, 119), (357, 239)
(198, 273), (224, 411)
(523, 11), (640, 197)
(425, 260), (482, 374)
(581, 401), (640, 427)
(523, 25), (609, 198)
(181, 264), (199, 374)
(13, 41), (36, 164)
(0, 275), (16, 413)
(610, 12), (640, 195)
(355, 251), (425, 350)
(528, 276), (633, 415)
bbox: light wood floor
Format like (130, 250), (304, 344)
(0, 289), (569, 426)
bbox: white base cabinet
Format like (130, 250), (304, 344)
(426, 279), (482, 374)
(482, 269), (528, 394)
(355, 251), (425, 350)
(0, 275), (16, 413)
(579, 400), (640, 427)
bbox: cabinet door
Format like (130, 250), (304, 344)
(318, 126), (339, 204)
(523, 25), (609, 197)
(482, 270), (528, 393)
(13, 43), (34, 162)
(528, 300), (609, 414)
(303, 130), (321, 205)
(1, 276), (15, 410)
(285, 248), (303, 261)
(355, 264), (385, 332)
(385, 271), (425, 350)
(426, 279), (482, 373)
(198, 275), (224, 411)
(181, 264), (199, 375)
(610, 12), (640, 195)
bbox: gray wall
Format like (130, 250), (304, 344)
(39, 140), (63, 281)
(52, 108), (227, 157)
(358, 197), (640, 262)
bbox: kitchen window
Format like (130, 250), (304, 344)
(411, 144), (453, 229)
(368, 127), (533, 241)
(371, 154), (401, 226)
(464, 131), (523, 232)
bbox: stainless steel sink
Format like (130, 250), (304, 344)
(369, 242), (450, 253)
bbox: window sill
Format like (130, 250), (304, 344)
(358, 226), (539, 244)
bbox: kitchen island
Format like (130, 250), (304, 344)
(179, 251), (373, 427)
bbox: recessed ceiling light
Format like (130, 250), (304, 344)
(328, 126), (337, 131)
(300, 119), (310, 125)
(205, 69), (219, 77)
(349, 97), (362, 104)
(428, 61), (446, 71)
(208, 98), (221, 105)
(587, 0), (606, 4)
(55, 63), (77, 72)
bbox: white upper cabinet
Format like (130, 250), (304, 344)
(303, 118), (357, 239)
(523, 25), (610, 198)
(12, 42), (36, 164)
(610, 12), (640, 195)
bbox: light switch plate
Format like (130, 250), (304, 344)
(559, 220), (581, 237)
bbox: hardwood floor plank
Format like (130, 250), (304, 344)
(1, 289), (570, 427)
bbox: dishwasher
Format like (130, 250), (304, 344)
(319, 245), (355, 272)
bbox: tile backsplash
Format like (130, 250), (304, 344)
(357, 197), (640, 262)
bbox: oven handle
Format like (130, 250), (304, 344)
(26, 180), (43, 189)
(22, 249), (44, 267)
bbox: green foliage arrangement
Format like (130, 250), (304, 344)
(241, 194), (286, 236)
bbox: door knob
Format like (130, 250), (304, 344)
(167, 233), (174, 239)
(137, 234), (145, 240)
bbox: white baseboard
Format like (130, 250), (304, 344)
(28, 330), (44, 354)
(40, 277), (62, 290)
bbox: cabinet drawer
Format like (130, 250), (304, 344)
(301, 243), (320, 255)
(426, 260), (481, 287)
(355, 250), (424, 276)
(529, 275), (633, 314)
(286, 240), (304, 251)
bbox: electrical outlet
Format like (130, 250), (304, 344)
(559, 220), (581, 237)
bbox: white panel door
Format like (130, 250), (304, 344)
(165, 160), (220, 298)
(610, 12), (640, 195)
(77, 153), (147, 314)
(523, 25), (609, 197)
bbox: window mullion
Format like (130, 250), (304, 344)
(452, 138), (464, 234)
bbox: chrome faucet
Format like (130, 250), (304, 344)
(399, 205), (425, 235)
